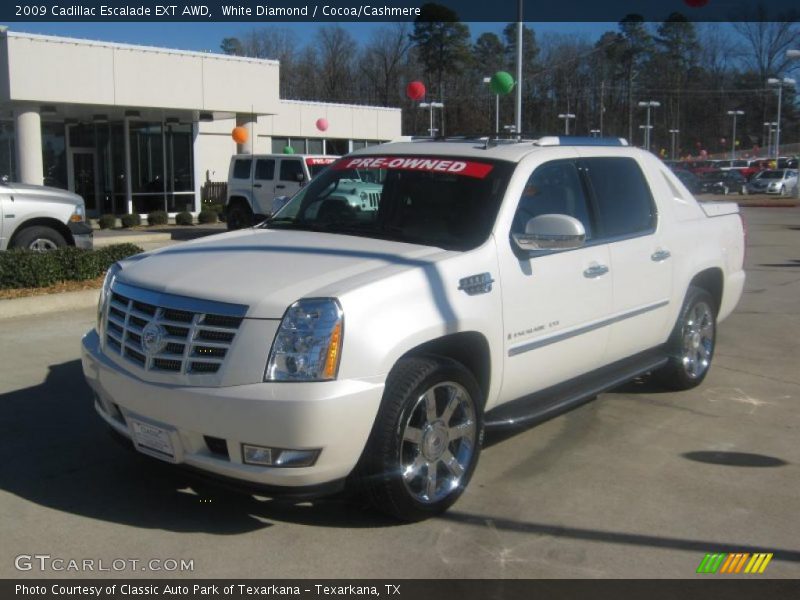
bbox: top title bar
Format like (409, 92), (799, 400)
(3, 0), (800, 22)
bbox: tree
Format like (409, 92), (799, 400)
(410, 3), (472, 101)
(220, 37), (242, 56)
(361, 24), (413, 107)
(733, 6), (800, 81)
(316, 26), (358, 103)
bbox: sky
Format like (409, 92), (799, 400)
(0, 21), (615, 54)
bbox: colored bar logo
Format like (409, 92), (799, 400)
(697, 553), (773, 574)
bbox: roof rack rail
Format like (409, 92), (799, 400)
(533, 136), (629, 147)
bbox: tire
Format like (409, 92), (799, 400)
(11, 226), (67, 251)
(354, 356), (484, 521)
(653, 286), (716, 391)
(226, 202), (254, 231)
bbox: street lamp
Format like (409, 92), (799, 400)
(638, 100), (660, 151)
(589, 129), (601, 138)
(763, 122), (777, 158)
(639, 124), (653, 149)
(483, 77), (499, 134)
(557, 113), (576, 135)
(668, 128), (680, 160)
(766, 77), (796, 161)
(726, 110), (744, 160)
(419, 101), (444, 138)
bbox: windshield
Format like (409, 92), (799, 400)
(759, 170), (783, 179)
(262, 155), (514, 250)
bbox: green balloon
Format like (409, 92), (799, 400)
(490, 71), (515, 95)
(283, 146), (295, 154)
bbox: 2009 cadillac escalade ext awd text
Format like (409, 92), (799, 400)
(82, 137), (745, 521)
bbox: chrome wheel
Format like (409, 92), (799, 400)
(28, 238), (58, 251)
(680, 301), (714, 379)
(400, 381), (477, 504)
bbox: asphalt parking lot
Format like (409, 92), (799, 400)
(0, 207), (798, 579)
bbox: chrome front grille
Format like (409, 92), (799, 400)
(104, 283), (247, 375)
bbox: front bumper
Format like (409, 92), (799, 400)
(69, 222), (94, 249)
(81, 329), (384, 490)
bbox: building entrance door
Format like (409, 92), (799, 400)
(68, 148), (100, 214)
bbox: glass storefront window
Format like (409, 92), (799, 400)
(42, 122), (67, 189)
(272, 137), (288, 153)
(0, 121), (16, 182)
(307, 138), (323, 154)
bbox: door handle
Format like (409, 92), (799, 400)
(583, 264), (609, 278)
(253, 183), (262, 188)
(651, 249), (671, 262)
(276, 184), (286, 189)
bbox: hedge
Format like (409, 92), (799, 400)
(120, 213), (141, 228)
(0, 243), (143, 290)
(198, 209), (218, 224)
(175, 211), (193, 226)
(147, 210), (168, 226)
(98, 214), (116, 230)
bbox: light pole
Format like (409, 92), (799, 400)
(767, 77), (796, 161)
(727, 110), (744, 160)
(558, 113), (576, 135)
(483, 77), (499, 134)
(589, 129), (601, 138)
(638, 100), (660, 151)
(639, 124), (653, 148)
(419, 102), (444, 138)
(763, 122), (777, 158)
(668, 128), (680, 160)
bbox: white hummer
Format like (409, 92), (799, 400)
(225, 154), (337, 230)
(82, 137), (745, 521)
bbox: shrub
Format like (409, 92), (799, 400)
(98, 214), (116, 230)
(175, 211), (193, 226)
(198, 209), (218, 224)
(147, 210), (168, 226)
(203, 202), (226, 222)
(120, 213), (141, 228)
(0, 244), (143, 290)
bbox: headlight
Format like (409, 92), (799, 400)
(70, 205), (86, 223)
(265, 298), (343, 381)
(97, 263), (121, 336)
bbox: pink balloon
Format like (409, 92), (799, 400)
(316, 118), (329, 132)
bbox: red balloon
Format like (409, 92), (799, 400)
(316, 118), (329, 132)
(406, 81), (426, 101)
(684, 0), (709, 7)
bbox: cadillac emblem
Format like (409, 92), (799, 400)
(141, 321), (168, 356)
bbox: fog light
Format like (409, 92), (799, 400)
(241, 444), (320, 468)
(242, 444), (274, 466)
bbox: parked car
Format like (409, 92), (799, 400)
(746, 169), (799, 196)
(672, 169), (702, 194)
(0, 181), (92, 251)
(698, 170), (747, 195)
(226, 154), (338, 230)
(82, 137), (745, 521)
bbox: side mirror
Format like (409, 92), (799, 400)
(295, 172), (306, 183)
(512, 214), (586, 252)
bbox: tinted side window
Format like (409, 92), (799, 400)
(280, 159), (303, 181)
(511, 160), (593, 239)
(255, 159), (275, 180)
(583, 157), (656, 239)
(233, 159), (252, 180)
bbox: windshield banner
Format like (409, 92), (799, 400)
(334, 156), (494, 179)
(305, 157), (338, 166)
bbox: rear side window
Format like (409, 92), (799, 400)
(232, 159), (252, 180)
(255, 159), (275, 180)
(279, 159), (303, 181)
(583, 157), (656, 238)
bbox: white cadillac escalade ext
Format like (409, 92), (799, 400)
(82, 137), (745, 521)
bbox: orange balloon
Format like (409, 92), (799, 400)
(232, 126), (248, 144)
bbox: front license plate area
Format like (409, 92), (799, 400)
(128, 417), (179, 464)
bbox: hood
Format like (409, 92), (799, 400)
(116, 228), (447, 318)
(3, 182), (84, 206)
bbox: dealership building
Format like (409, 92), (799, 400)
(0, 29), (402, 215)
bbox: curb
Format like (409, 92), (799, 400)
(94, 233), (172, 247)
(0, 288), (100, 320)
